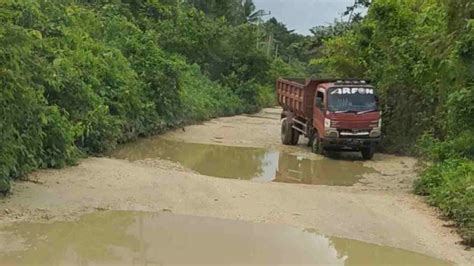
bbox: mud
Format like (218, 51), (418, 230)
(110, 138), (375, 186)
(0, 107), (472, 265)
(0, 211), (450, 265)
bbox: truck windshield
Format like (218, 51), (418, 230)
(328, 87), (378, 113)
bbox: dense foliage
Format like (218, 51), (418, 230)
(312, 0), (473, 245)
(414, 159), (473, 245)
(0, 0), (302, 188)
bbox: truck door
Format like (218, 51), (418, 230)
(313, 89), (326, 138)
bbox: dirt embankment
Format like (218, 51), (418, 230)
(0, 108), (472, 265)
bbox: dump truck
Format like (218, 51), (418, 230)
(276, 78), (382, 159)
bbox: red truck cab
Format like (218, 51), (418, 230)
(277, 78), (382, 159)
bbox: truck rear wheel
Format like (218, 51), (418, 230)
(361, 147), (375, 160)
(281, 118), (293, 145)
(291, 129), (300, 145)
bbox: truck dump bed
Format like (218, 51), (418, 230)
(276, 78), (367, 118)
(276, 78), (312, 118)
(276, 78), (333, 118)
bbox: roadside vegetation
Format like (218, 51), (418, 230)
(0, 0), (305, 189)
(311, 0), (473, 245)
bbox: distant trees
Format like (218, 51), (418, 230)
(186, 0), (255, 25)
(262, 18), (309, 63)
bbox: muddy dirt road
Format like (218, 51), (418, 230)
(0, 108), (472, 265)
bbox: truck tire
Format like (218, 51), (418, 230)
(307, 130), (315, 147)
(291, 129), (300, 145)
(281, 118), (293, 145)
(361, 147), (375, 160)
(312, 136), (324, 154)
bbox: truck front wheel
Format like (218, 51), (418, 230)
(281, 118), (293, 145)
(312, 136), (324, 154)
(361, 147), (375, 160)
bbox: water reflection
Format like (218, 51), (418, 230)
(0, 211), (450, 265)
(274, 152), (369, 185)
(110, 138), (375, 186)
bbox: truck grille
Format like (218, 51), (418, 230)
(338, 129), (371, 139)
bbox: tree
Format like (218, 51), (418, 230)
(186, 0), (255, 25)
(263, 17), (308, 62)
(343, 0), (371, 23)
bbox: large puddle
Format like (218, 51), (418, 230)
(0, 211), (450, 265)
(110, 138), (375, 186)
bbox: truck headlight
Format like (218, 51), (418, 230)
(369, 119), (382, 138)
(324, 118), (331, 128)
(370, 130), (381, 138)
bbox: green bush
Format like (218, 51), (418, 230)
(40, 106), (80, 169)
(415, 159), (474, 245)
(256, 84), (277, 108)
(179, 64), (243, 122)
(0, 13), (79, 179)
(418, 132), (474, 162)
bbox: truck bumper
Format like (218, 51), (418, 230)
(321, 137), (381, 151)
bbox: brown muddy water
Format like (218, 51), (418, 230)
(0, 211), (450, 265)
(110, 138), (375, 186)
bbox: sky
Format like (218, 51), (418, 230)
(252, 0), (356, 35)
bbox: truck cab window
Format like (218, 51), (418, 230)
(316, 91), (324, 108)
